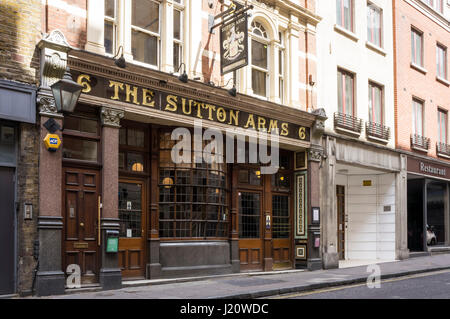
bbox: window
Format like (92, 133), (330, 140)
(368, 82), (383, 124)
(0, 124), (16, 165)
(336, 0), (353, 31)
(412, 99), (424, 136)
(278, 32), (285, 104)
(62, 107), (100, 162)
(425, 0), (444, 13)
(272, 195), (289, 239)
(438, 109), (447, 144)
(119, 126), (147, 173)
(337, 69), (355, 116)
(437, 44), (447, 80)
(158, 130), (228, 239)
(367, 3), (382, 47)
(411, 28), (424, 67)
(104, 0), (117, 55)
(173, 0), (184, 70)
(239, 192), (261, 239)
(251, 21), (269, 98)
(131, 0), (160, 67)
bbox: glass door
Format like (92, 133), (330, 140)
(238, 191), (263, 271)
(118, 180), (146, 279)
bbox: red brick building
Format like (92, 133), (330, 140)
(393, 0), (450, 254)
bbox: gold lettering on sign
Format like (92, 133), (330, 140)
(142, 89), (155, 107)
(229, 110), (239, 126)
(217, 107), (226, 123)
(182, 98), (192, 115)
(165, 95), (178, 112)
(204, 104), (216, 121)
(195, 102), (203, 119)
(258, 117), (266, 132)
(77, 74), (92, 93)
(298, 127), (306, 140)
(245, 114), (256, 129)
(281, 123), (289, 136)
(109, 81), (124, 100)
(126, 84), (140, 105)
(268, 120), (279, 133)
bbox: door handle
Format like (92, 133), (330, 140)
(80, 222), (85, 228)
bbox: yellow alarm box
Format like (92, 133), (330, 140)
(44, 134), (61, 152)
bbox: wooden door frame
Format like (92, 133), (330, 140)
(237, 188), (264, 271)
(336, 185), (346, 260)
(118, 177), (148, 278)
(271, 191), (293, 269)
(61, 165), (102, 284)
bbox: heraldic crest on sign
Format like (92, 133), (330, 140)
(219, 2), (250, 75)
(223, 23), (245, 61)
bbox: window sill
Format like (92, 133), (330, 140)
(436, 76), (450, 87)
(334, 24), (359, 42)
(334, 126), (361, 138)
(365, 41), (387, 56)
(410, 63), (427, 75)
(411, 145), (429, 153)
(366, 134), (389, 144)
(437, 152), (450, 160)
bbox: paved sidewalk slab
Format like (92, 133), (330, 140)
(27, 254), (450, 299)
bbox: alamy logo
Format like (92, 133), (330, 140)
(66, 264), (81, 289)
(366, 264), (381, 289)
(171, 120), (280, 174)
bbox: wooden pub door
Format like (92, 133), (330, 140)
(63, 167), (101, 284)
(238, 191), (264, 271)
(118, 180), (146, 279)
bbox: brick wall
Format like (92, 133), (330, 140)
(44, 0), (87, 48)
(394, 0), (450, 160)
(0, 0), (41, 295)
(16, 123), (40, 295)
(0, 0), (41, 84)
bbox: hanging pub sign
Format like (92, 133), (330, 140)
(220, 3), (249, 75)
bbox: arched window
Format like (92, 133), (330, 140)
(251, 21), (269, 98)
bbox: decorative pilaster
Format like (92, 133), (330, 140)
(35, 30), (70, 297)
(99, 107), (124, 290)
(321, 136), (339, 269)
(101, 107), (125, 128)
(307, 108), (327, 271)
(396, 154), (409, 260)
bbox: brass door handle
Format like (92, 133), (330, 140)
(80, 222), (85, 228)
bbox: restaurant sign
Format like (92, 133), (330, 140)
(407, 157), (450, 179)
(73, 72), (310, 142)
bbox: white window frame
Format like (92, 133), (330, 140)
(250, 21), (270, 99)
(278, 31), (285, 104)
(173, 1), (185, 74)
(336, 0), (354, 32)
(412, 98), (424, 137)
(104, 0), (118, 56)
(437, 43), (448, 80)
(367, 2), (383, 48)
(411, 27), (424, 67)
(130, 0), (162, 69)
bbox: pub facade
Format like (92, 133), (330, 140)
(34, 0), (324, 296)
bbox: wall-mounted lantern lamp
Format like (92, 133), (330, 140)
(50, 67), (83, 114)
(113, 46), (126, 68)
(176, 63), (188, 83)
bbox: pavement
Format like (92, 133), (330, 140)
(28, 253), (450, 299)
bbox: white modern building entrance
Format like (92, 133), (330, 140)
(335, 163), (397, 267)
